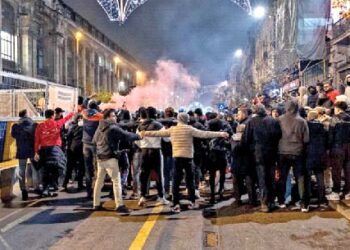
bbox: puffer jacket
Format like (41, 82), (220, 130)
(11, 117), (36, 159)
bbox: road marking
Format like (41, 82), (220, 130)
(0, 211), (38, 233)
(0, 199), (42, 223)
(129, 206), (163, 250)
(0, 234), (12, 250)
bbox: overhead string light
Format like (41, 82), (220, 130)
(97, 0), (149, 24)
(97, 0), (252, 24)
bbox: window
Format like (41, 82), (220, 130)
(1, 1), (17, 62)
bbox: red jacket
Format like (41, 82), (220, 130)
(326, 89), (340, 104)
(35, 113), (74, 153)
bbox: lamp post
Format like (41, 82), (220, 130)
(114, 56), (121, 91)
(75, 32), (83, 89)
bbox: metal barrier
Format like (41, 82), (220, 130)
(0, 71), (78, 117)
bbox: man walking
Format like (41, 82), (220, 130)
(11, 110), (36, 200)
(92, 109), (141, 214)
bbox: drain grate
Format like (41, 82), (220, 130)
(204, 231), (219, 247)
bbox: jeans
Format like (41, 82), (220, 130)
(18, 159), (29, 191)
(64, 149), (85, 188)
(277, 154), (309, 206)
(163, 155), (174, 194)
(83, 144), (96, 196)
(331, 144), (350, 194)
(93, 158), (123, 208)
(255, 160), (275, 205)
(173, 158), (195, 205)
(140, 148), (164, 198)
(208, 157), (227, 200)
(132, 150), (142, 195)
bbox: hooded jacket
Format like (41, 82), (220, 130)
(329, 112), (350, 148)
(82, 109), (103, 145)
(278, 101), (309, 156)
(242, 106), (282, 159)
(11, 117), (36, 159)
(93, 119), (140, 160)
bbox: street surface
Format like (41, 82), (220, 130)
(0, 182), (349, 250)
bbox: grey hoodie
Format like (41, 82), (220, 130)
(278, 101), (309, 156)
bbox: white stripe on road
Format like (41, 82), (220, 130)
(0, 234), (13, 250)
(0, 211), (38, 233)
(0, 199), (44, 223)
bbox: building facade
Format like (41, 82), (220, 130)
(0, 0), (146, 97)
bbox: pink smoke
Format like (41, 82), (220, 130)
(101, 59), (201, 111)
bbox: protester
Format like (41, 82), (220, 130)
(137, 107), (168, 207)
(141, 112), (229, 213)
(92, 109), (141, 214)
(82, 101), (103, 199)
(63, 113), (85, 191)
(34, 109), (74, 197)
(327, 101), (350, 201)
(277, 100), (310, 212)
(11, 109), (37, 200)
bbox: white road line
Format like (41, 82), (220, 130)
(0, 199), (43, 222)
(0, 234), (12, 250)
(0, 211), (38, 233)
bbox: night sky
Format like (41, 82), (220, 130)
(63, 0), (266, 86)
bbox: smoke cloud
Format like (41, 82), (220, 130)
(100, 59), (201, 111)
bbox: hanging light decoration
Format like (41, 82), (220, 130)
(97, 0), (252, 24)
(97, 0), (149, 24)
(229, 0), (252, 14)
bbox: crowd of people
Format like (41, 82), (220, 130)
(10, 76), (350, 215)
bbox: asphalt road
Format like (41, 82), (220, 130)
(0, 183), (350, 250)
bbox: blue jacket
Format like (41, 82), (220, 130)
(11, 117), (36, 159)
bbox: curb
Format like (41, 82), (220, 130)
(328, 201), (350, 221)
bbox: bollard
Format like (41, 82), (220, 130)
(0, 166), (17, 203)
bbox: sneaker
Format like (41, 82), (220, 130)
(93, 205), (103, 211)
(129, 193), (139, 200)
(301, 204), (309, 213)
(171, 204), (181, 213)
(188, 202), (198, 210)
(156, 197), (170, 205)
(344, 193), (350, 201)
(327, 192), (340, 201)
(278, 203), (287, 209)
(261, 203), (269, 213)
(21, 190), (28, 201)
(116, 205), (131, 215)
(138, 197), (147, 207)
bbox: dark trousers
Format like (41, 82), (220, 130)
(140, 148), (164, 198)
(306, 169), (326, 204)
(64, 149), (85, 188)
(277, 154), (309, 206)
(209, 157), (227, 200)
(163, 155), (174, 193)
(173, 157), (196, 205)
(83, 144), (96, 196)
(331, 144), (350, 194)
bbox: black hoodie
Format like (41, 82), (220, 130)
(93, 120), (140, 160)
(11, 117), (36, 159)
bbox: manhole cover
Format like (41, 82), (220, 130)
(204, 231), (218, 247)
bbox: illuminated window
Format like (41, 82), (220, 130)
(1, 1), (17, 62)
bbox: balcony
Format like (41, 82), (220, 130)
(332, 18), (350, 44)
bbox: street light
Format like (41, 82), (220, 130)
(234, 49), (243, 58)
(252, 6), (266, 19)
(114, 56), (121, 85)
(75, 32), (83, 89)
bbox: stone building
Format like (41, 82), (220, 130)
(0, 0), (146, 97)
